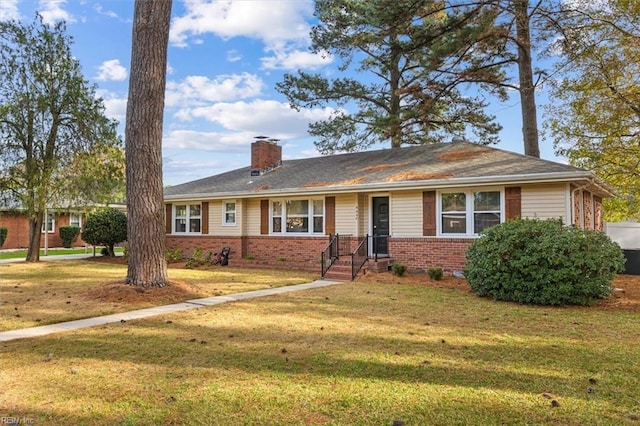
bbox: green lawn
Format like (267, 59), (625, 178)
(0, 247), (124, 260)
(1, 262), (638, 425)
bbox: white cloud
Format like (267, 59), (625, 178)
(96, 91), (127, 124)
(38, 0), (75, 24)
(170, 0), (313, 47)
(226, 49), (242, 63)
(96, 59), (128, 81)
(165, 73), (265, 107)
(175, 99), (333, 136)
(93, 4), (118, 19)
(0, 0), (20, 21)
(261, 48), (333, 71)
(163, 130), (254, 152)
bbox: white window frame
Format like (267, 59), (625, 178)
(438, 188), (504, 237)
(222, 201), (236, 226)
(173, 203), (202, 234)
(41, 213), (55, 233)
(69, 213), (82, 228)
(270, 198), (325, 235)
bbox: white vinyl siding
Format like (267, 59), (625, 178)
(209, 200), (243, 236)
(335, 194), (358, 235)
(390, 190), (423, 236)
(357, 194), (368, 237)
(246, 199), (261, 236)
(521, 184), (568, 222)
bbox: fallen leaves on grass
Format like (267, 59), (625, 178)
(81, 280), (203, 304)
(358, 271), (640, 312)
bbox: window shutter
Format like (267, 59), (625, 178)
(423, 191), (436, 236)
(260, 199), (269, 235)
(505, 187), (521, 219)
(325, 196), (335, 235)
(201, 202), (209, 234)
(165, 204), (172, 234)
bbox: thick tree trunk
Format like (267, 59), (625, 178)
(25, 216), (43, 262)
(124, 0), (172, 287)
(514, 0), (540, 158)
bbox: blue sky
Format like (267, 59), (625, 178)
(1, 0), (561, 186)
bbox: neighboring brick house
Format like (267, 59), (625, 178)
(0, 204), (126, 250)
(163, 139), (613, 277)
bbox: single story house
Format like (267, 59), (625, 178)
(0, 199), (126, 250)
(164, 139), (612, 277)
(0, 209), (86, 250)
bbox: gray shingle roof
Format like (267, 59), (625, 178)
(164, 141), (600, 200)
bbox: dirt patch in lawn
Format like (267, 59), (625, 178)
(357, 271), (640, 312)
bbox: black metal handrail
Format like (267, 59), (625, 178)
(321, 234), (339, 278)
(351, 234), (369, 280)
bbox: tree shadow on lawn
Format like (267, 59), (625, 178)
(6, 304), (636, 401)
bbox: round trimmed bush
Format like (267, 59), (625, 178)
(465, 218), (625, 305)
(82, 207), (127, 256)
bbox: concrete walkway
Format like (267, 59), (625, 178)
(0, 279), (342, 342)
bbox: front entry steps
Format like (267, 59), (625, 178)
(323, 260), (355, 281)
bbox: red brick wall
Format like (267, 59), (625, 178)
(166, 235), (244, 260)
(390, 237), (473, 274)
(0, 213), (86, 249)
(166, 235), (328, 265)
(583, 190), (593, 229)
(166, 234), (472, 274)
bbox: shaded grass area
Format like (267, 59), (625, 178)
(0, 247), (123, 260)
(2, 281), (639, 425)
(0, 260), (316, 331)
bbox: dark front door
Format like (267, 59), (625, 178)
(372, 196), (389, 255)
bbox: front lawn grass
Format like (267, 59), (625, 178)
(0, 260), (316, 331)
(0, 247), (123, 260)
(1, 274), (639, 425)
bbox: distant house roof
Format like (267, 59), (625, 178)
(164, 141), (612, 201)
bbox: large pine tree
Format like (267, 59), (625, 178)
(125, 0), (172, 287)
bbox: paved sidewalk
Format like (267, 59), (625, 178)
(0, 279), (342, 342)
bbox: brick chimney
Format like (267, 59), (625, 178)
(251, 138), (282, 175)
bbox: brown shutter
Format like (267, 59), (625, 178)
(260, 199), (269, 234)
(505, 187), (521, 220)
(201, 202), (209, 234)
(422, 191), (436, 236)
(165, 204), (172, 234)
(325, 196), (336, 235)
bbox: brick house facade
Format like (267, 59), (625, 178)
(164, 140), (613, 277)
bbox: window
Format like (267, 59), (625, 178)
(473, 191), (501, 233)
(70, 213), (82, 228)
(41, 213), (55, 233)
(223, 201), (236, 225)
(441, 193), (466, 234)
(271, 198), (324, 234)
(174, 204), (201, 233)
(439, 190), (502, 235)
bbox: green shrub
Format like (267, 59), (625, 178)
(428, 267), (443, 281)
(0, 226), (7, 248)
(82, 207), (127, 256)
(391, 262), (407, 277)
(59, 226), (81, 248)
(465, 218), (625, 306)
(165, 248), (183, 263)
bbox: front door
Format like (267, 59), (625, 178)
(372, 196), (389, 256)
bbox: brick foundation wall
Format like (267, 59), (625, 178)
(166, 234), (472, 275)
(389, 237), (473, 274)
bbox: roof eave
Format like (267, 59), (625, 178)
(163, 171), (612, 202)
